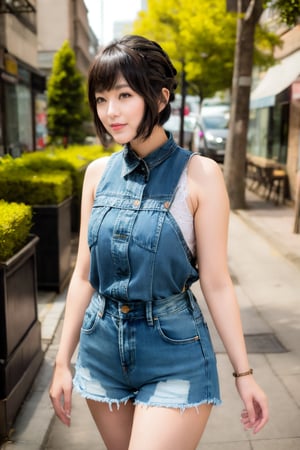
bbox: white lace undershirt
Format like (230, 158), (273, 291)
(169, 166), (196, 257)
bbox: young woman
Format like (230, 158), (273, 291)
(49, 35), (268, 450)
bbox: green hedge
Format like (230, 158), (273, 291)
(0, 200), (32, 261)
(0, 168), (72, 205)
(0, 144), (118, 202)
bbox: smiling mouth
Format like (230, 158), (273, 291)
(111, 123), (126, 131)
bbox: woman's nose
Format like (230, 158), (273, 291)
(106, 99), (119, 117)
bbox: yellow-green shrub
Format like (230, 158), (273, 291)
(0, 200), (32, 261)
(0, 168), (72, 205)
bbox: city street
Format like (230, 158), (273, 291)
(44, 196), (300, 449)
(1, 1), (300, 448)
(2, 192), (300, 450)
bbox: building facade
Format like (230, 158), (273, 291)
(0, 0), (99, 156)
(0, 0), (46, 156)
(37, 0), (98, 79)
(249, 8), (300, 200)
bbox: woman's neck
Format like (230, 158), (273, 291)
(129, 126), (168, 159)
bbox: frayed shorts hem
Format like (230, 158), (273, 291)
(74, 385), (134, 411)
(74, 384), (222, 412)
(134, 398), (222, 412)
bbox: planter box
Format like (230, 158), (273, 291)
(0, 235), (43, 439)
(32, 196), (72, 292)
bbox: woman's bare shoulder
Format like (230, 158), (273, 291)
(83, 155), (111, 198)
(86, 155), (110, 176)
(188, 153), (223, 184)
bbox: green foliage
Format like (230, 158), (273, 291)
(133, 0), (237, 98)
(0, 167), (72, 205)
(0, 144), (118, 207)
(19, 144), (117, 196)
(254, 23), (282, 69)
(0, 200), (32, 261)
(133, 0), (287, 99)
(265, 0), (300, 26)
(47, 41), (87, 145)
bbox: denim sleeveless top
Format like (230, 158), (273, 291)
(88, 133), (199, 302)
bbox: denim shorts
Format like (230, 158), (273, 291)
(73, 290), (221, 410)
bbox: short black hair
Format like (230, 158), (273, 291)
(88, 35), (177, 146)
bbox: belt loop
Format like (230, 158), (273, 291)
(186, 289), (195, 310)
(145, 301), (154, 326)
(98, 294), (106, 318)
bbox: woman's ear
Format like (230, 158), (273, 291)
(158, 88), (170, 113)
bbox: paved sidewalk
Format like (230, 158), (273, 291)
(1, 190), (299, 449)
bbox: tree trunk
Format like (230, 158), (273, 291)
(293, 170), (300, 233)
(224, 0), (263, 209)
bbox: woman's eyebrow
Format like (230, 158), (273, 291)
(95, 83), (130, 95)
(114, 82), (130, 90)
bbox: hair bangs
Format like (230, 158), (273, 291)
(92, 52), (124, 93)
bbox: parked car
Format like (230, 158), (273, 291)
(192, 106), (230, 163)
(164, 114), (197, 150)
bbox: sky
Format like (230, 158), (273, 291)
(84, 0), (142, 45)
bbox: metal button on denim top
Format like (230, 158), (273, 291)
(88, 133), (199, 301)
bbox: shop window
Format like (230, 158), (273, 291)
(35, 93), (48, 149)
(4, 82), (33, 155)
(248, 107), (269, 157)
(17, 84), (33, 151)
(267, 103), (289, 164)
(4, 82), (20, 156)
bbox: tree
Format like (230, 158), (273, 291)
(271, 0), (300, 26)
(47, 41), (86, 146)
(133, 0), (278, 100)
(223, 0), (263, 209)
(223, 0), (300, 209)
(133, 0), (237, 100)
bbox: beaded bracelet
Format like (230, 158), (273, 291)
(232, 368), (253, 378)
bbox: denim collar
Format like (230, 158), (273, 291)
(121, 131), (177, 181)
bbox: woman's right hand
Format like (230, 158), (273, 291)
(49, 364), (73, 426)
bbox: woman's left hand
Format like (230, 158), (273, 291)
(236, 376), (269, 434)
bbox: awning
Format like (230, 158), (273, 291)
(250, 50), (300, 109)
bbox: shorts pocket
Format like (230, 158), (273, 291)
(81, 301), (100, 335)
(155, 308), (199, 344)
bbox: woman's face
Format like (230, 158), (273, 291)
(95, 75), (145, 145)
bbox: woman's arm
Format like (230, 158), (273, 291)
(188, 155), (268, 433)
(49, 156), (109, 426)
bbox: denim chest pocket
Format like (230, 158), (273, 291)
(154, 306), (200, 344)
(132, 209), (166, 252)
(88, 205), (111, 248)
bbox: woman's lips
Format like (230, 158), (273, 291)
(111, 123), (126, 131)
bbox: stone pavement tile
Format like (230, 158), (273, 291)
(240, 190), (300, 270)
(192, 283), (273, 355)
(0, 321), (62, 450)
(201, 353), (300, 445)
(197, 443), (251, 450)
(1, 358), (55, 449)
(267, 352), (300, 407)
(201, 355), (259, 444)
(280, 373), (300, 407)
(40, 290), (67, 348)
(252, 438), (300, 449)
(234, 285), (273, 336)
(2, 446), (41, 450)
(44, 393), (104, 450)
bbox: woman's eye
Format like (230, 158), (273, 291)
(120, 92), (131, 99)
(96, 97), (105, 104)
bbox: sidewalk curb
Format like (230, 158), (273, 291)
(234, 209), (300, 272)
(0, 291), (66, 450)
